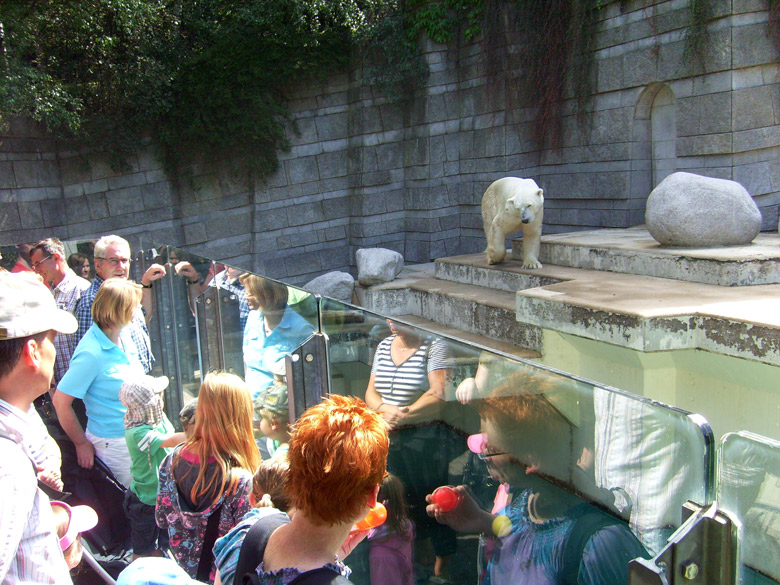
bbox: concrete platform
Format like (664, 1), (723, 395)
(512, 226), (780, 286)
(435, 251), (780, 366)
(357, 227), (780, 367)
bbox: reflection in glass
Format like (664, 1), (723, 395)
(239, 274), (316, 398)
(719, 432), (780, 583)
(364, 318), (462, 579)
(320, 298), (713, 585)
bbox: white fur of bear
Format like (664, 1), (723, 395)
(481, 177), (544, 268)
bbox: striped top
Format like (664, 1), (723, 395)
(370, 335), (451, 406)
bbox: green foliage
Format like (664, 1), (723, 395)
(405, 0), (483, 43)
(0, 0), (391, 176)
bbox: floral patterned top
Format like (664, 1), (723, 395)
(156, 447), (253, 582)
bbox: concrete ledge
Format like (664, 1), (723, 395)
(514, 226), (780, 286)
(516, 274), (780, 366)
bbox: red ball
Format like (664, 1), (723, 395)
(432, 486), (459, 512)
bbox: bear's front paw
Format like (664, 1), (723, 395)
(522, 258), (542, 269)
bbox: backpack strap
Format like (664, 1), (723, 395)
(236, 512), (290, 585)
(562, 504), (622, 585)
(289, 566), (352, 585)
(196, 503), (224, 582)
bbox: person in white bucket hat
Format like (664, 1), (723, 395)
(0, 271), (78, 584)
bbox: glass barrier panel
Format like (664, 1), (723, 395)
(135, 245), (214, 423)
(320, 296), (714, 585)
(719, 432), (780, 584)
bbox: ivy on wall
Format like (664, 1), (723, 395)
(1, 0), (776, 183)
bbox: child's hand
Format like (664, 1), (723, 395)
(425, 485), (494, 535)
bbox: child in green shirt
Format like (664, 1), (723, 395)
(120, 375), (185, 560)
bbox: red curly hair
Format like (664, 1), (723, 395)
(287, 395), (389, 525)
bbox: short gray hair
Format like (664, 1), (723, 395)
(94, 235), (130, 258)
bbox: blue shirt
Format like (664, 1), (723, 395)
(58, 323), (145, 438)
(243, 307), (315, 397)
(74, 275), (155, 374)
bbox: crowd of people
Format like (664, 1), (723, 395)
(0, 235), (656, 585)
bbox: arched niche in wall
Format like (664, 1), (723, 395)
(630, 83), (678, 225)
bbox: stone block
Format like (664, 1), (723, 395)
(318, 245), (351, 271)
(286, 156), (319, 185)
(318, 151), (347, 179)
(277, 229), (319, 249)
(86, 193), (109, 220)
(323, 225), (347, 241)
(315, 113), (348, 142)
(107, 172), (146, 191)
(17, 202), (42, 229)
(207, 211), (251, 241)
(58, 156), (92, 186)
(623, 50), (658, 88)
(734, 160), (773, 196)
(403, 137), (429, 167)
(12, 160), (59, 188)
(106, 186), (144, 216)
(142, 182), (176, 209)
(285, 251), (322, 277)
(0, 162), (16, 189)
(733, 126), (780, 152)
(40, 199), (66, 227)
(255, 206), (290, 232)
(63, 183), (85, 198)
(83, 179), (109, 196)
(323, 196), (349, 220)
(733, 86), (775, 131)
(183, 222), (208, 245)
(65, 198), (91, 226)
(677, 133), (732, 157)
(286, 202), (324, 227)
(733, 23), (777, 69)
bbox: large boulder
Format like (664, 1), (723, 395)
(356, 248), (404, 286)
(646, 172), (762, 247)
(303, 271), (354, 302)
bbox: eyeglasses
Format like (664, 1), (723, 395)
(95, 256), (130, 266)
(478, 449), (507, 461)
(31, 254), (53, 269)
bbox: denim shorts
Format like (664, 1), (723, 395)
(123, 489), (169, 555)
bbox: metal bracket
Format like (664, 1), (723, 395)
(286, 332), (331, 422)
(629, 501), (737, 585)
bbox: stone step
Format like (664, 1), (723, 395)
(433, 249), (780, 366)
(394, 315), (540, 360)
(510, 226), (780, 286)
(355, 271), (542, 352)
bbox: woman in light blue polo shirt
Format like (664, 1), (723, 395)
(239, 275), (314, 398)
(53, 278), (146, 487)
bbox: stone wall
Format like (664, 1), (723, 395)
(1, 0), (778, 284)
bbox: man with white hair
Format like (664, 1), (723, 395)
(72, 234), (166, 373)
(0, 272), (78, 583)
(29, 237), (91, 385)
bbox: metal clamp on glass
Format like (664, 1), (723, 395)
(286, 332), (330, 422)
(629, 501), (737, 585)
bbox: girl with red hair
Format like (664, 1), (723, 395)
(156, 372), (262, 582)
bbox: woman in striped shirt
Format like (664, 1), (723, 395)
(364, 319), (457, 581)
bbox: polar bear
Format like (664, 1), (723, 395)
(481, 177), (544, 268)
